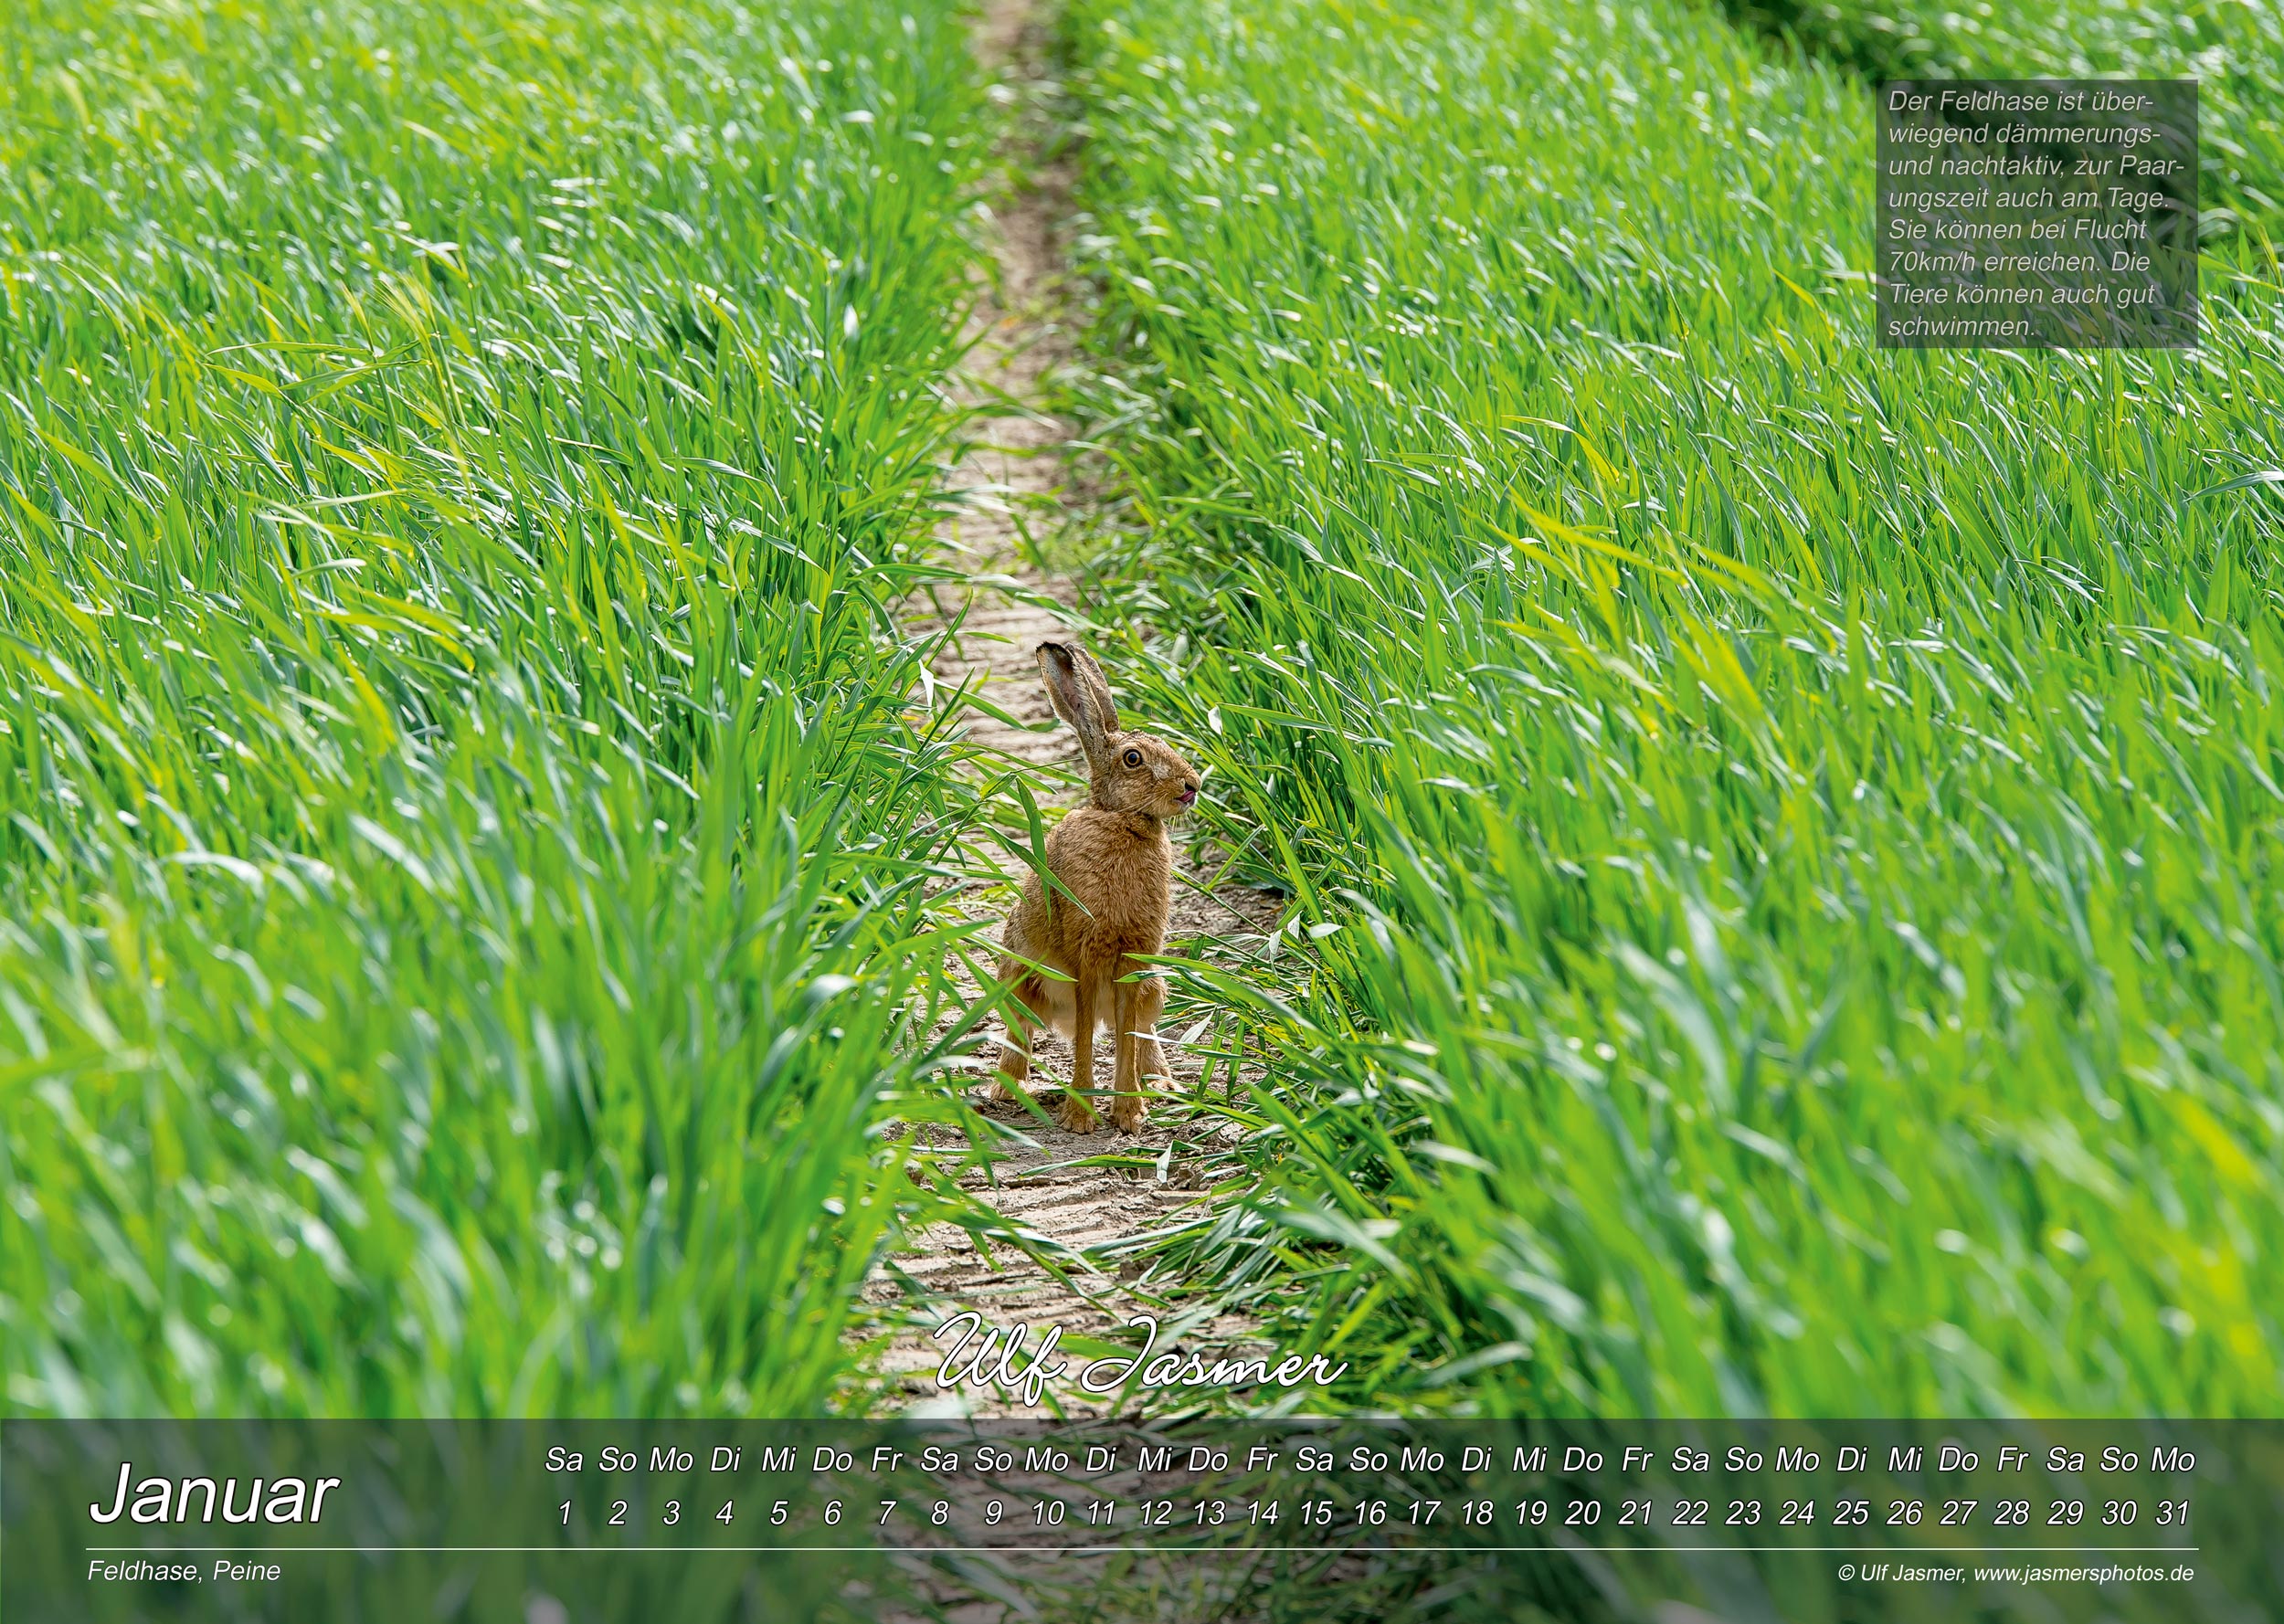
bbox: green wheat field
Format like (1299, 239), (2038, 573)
(4, 0), (2280, 1430)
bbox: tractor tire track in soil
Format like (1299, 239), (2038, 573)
(862, 0), (1280, 1417)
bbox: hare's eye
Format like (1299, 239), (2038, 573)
(1122, 749), (1143, 768)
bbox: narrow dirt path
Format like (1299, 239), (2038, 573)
(862, 0), (1278, 1417)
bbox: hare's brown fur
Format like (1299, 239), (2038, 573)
(992, 642), (1200, 1133)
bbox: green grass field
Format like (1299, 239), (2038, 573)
(1064, 0), (2284, 1415)
(5, 0), (2278, 1433)
(0, 0), (996, 1416)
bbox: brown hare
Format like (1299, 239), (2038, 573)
(991, 641), (1200, 1133)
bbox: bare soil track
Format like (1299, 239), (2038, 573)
(862, 0), (1278, 1417)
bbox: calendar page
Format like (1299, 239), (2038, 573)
(8, 1418), (2271, 1620)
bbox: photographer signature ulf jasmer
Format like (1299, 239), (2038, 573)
(933, 1313), (1348, 1408)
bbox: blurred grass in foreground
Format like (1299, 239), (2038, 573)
(1064, 0), (2284, 1416)
(0, 0), (996, 1416)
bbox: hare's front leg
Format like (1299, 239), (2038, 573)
(1109, 974), (1163, 1133)
(1055, 974), (1103, 1134)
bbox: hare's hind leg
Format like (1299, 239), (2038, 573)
(1110, 973), (1164, 1134)
(1054, 970), (1103, 1133)
(989, 974), (1043, 1105)
(1137, 978), (1169, 1092)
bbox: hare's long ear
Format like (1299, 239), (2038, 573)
(1038, 641), (1116, 761)
(1069, 646), (1121, 736)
